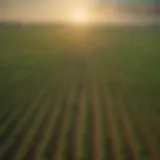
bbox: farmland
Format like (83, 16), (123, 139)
(0, 25), (160, 160)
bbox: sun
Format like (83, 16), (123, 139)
(70, 8), (88, 23)
(73, 11), (86, 22)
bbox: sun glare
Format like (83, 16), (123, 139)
(70, 8), (88, 23)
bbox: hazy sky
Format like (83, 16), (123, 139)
(0, 0), (154, 21)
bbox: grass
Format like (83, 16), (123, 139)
(0, 25), (160, 159)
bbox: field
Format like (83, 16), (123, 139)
(0, 25), (160, 160)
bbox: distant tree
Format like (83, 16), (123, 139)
(154, 0), (160, 15)
(152, 0), (160, 25)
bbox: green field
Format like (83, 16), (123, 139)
(0, 25), (160, 160)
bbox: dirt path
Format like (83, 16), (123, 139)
(32, 83), (70, 160)
(51, 83), (78, 160)
(0, 82), (49, 160)
(128, 96), (160, 160)
(91, 85), (103, 160)
(22, 85), (59, 160)
(73, 92), (87, 160)
(13, 91), (53, 160)
(114, 92), (141, 160)
(104, 88), (122, 160)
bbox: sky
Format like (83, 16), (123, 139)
(0, 0), (155, 22)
